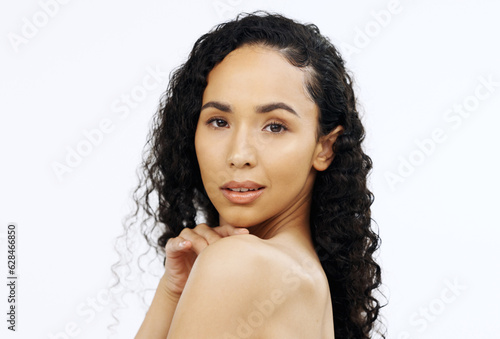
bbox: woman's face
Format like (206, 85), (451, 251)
(195, 44), (336, 229)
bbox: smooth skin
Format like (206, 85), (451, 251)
(136, 44), (343, 338)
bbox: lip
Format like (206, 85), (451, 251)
(221, 180), (266, 204)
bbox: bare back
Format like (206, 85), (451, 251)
(228, 234), (335, 338)
(166, 233), (334, 338)
(265, 236), (333, 338)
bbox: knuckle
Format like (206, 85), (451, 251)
(165, 238), (178, 251)
(195, 223), (210, 230)
(166, 237), (176, 246)
(179, 228), (192, 237)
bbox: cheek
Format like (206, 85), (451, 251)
(261, 137), (317, 180)
(195, 131), (209, 179)
(195, 126), (215, 164)
(195, 131), (227, 197)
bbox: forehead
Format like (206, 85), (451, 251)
(203, 45), (317, 117)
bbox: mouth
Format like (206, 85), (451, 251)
(224, 187), (263, 192)
(220, 181), (266, 204)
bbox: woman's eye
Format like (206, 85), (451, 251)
(208, 118), (228, 128)
(264, 122), (287, 133)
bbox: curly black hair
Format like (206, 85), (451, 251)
(122, 11), (385, 339)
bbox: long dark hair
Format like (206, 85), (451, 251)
(121, 11), (385, 338)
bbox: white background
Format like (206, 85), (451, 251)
(1, 0), (499, 338)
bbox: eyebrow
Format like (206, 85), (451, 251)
(201, 101), (299, 117)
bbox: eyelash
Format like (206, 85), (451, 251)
(264, 121), (288, 133)
(206, 118), (288, 134)
(207, 118), (228, 128)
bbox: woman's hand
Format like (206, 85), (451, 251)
(161, 223), (249, 299)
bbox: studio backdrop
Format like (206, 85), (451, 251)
(1, 0), (499, 338)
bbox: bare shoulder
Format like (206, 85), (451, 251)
(195, 234), (326, 292)
(167, 234), (333, 338)
(187, 233), (303, 302)
(197, 233), (275, 265)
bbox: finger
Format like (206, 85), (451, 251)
(178, 228), (210, 255)
(193, 224), (249, 244)
(191, 223), (225, 245)
(165, 236), (192, 257)
(202, 223), (249, 239)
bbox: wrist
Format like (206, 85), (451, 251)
(159, 276), (182, 303)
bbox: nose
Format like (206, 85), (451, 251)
(226, 127), (257, 169)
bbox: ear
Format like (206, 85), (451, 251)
(313, 125), (344, 171)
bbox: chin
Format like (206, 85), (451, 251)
(219, 210), (263, 228)
(222, 217), (254, 228)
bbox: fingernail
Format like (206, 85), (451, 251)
(235, 228), (249, 234)
(179, 241), (188, 248)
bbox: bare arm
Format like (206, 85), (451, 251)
(134, 224), (249, 338)
(135, 276), (180, 338)
(165, 235), (281, 338)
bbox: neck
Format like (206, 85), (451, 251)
(246, 192), (316, 253)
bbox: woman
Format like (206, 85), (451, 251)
(132, 12), (384, 338)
